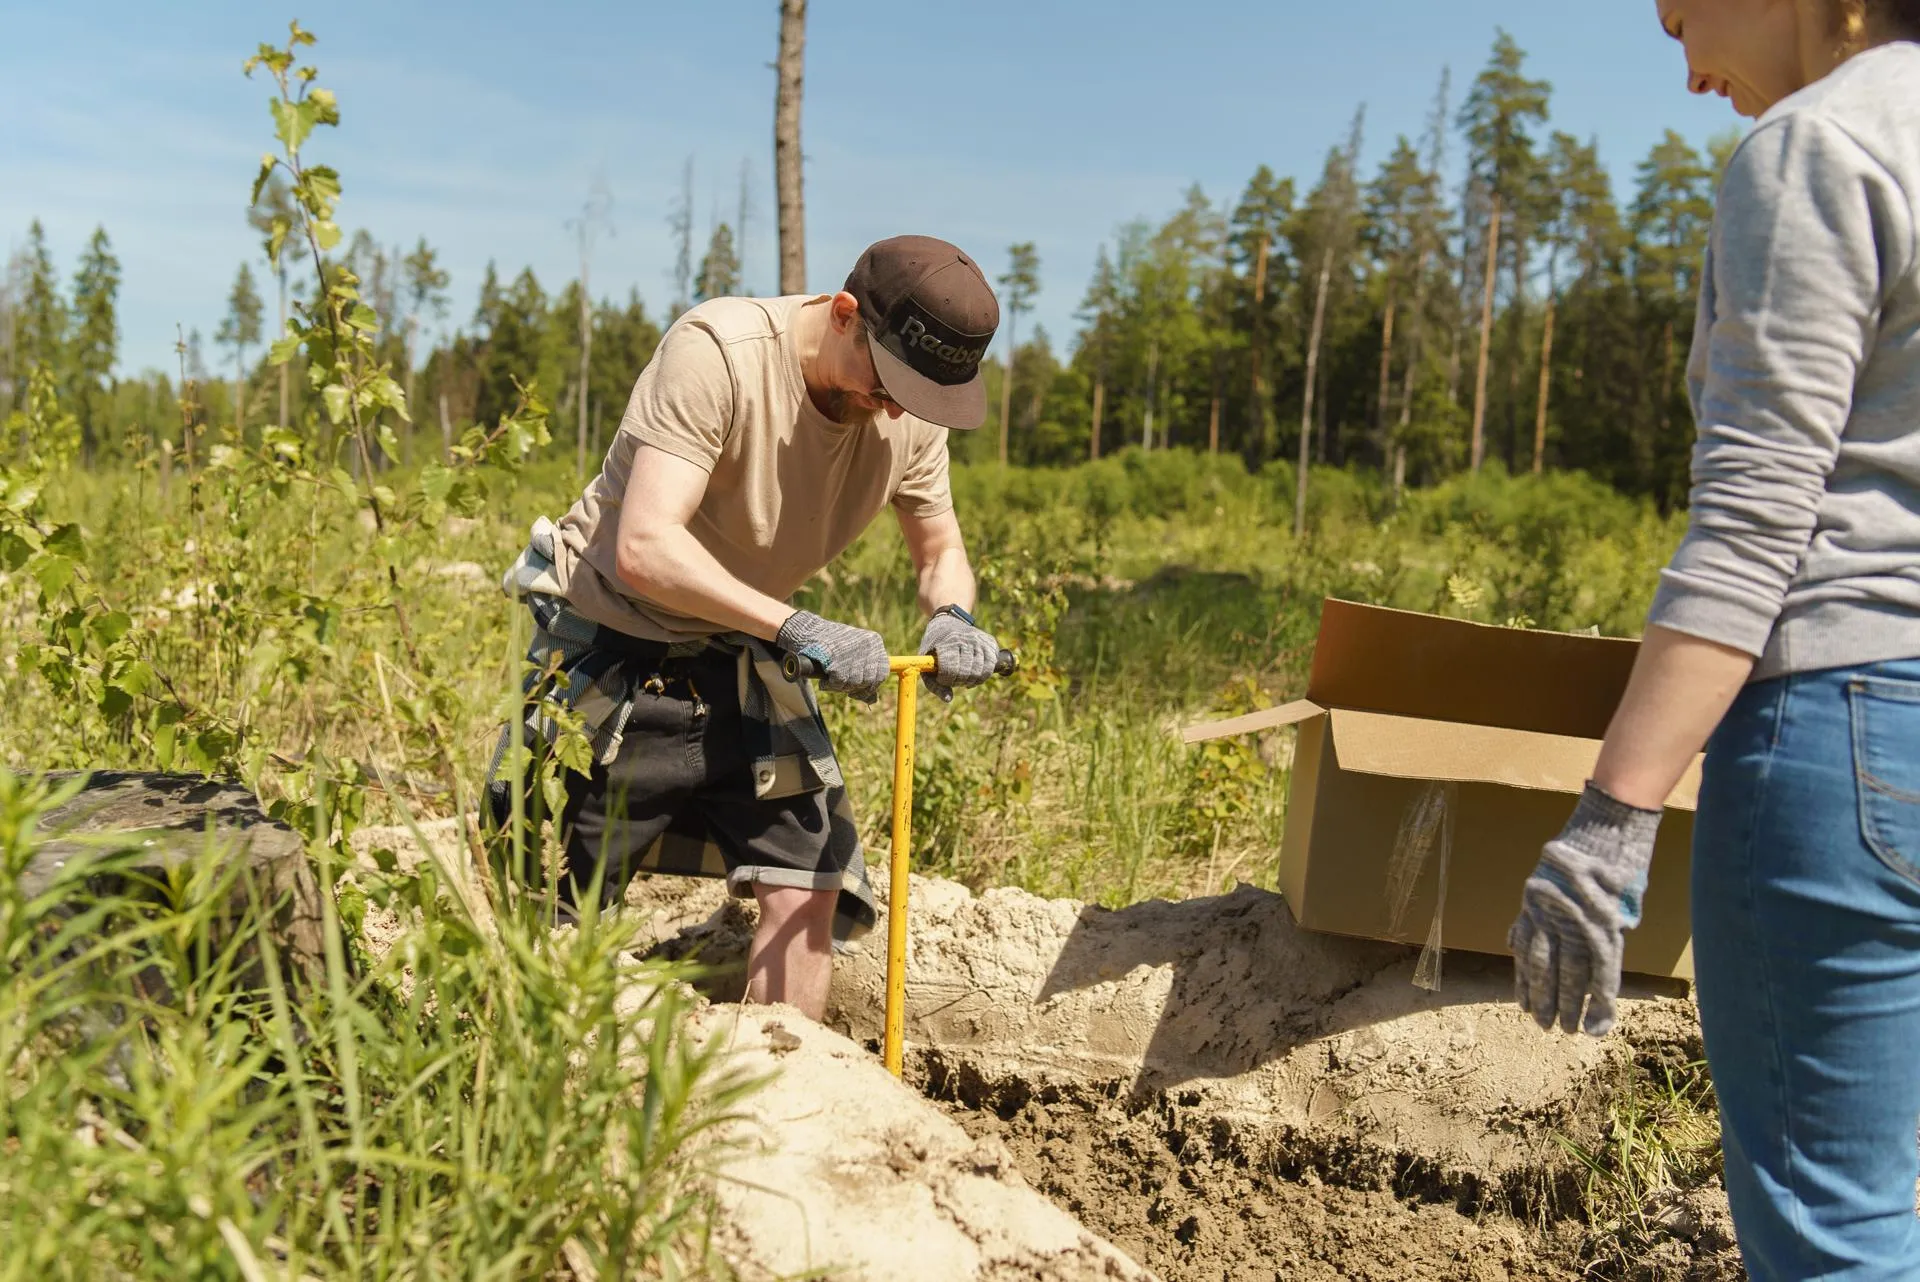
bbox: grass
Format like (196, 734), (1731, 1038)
(2, 444), (1698, 1273)
(21, 449), (1685, 908)
(0, 771), (763, 1280)
(1558, 1052), (1728, 1275)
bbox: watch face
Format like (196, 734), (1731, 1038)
(943, 604), (975, 627)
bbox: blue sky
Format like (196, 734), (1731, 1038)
(0, 1), (1733, 379)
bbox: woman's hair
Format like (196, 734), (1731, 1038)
(1839, 0), (1920, 42)
(1872, 0), (1920, 34)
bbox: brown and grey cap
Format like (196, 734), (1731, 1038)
(845, 235), (1000, 430)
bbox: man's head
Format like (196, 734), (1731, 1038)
(818, 236), (999, 430)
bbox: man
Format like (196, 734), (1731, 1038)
(490, 235), (1005, 1022)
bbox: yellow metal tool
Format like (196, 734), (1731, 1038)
(882, 655), (936, 1077)
(783, 646), (1016, 1077)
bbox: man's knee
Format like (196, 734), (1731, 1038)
(751, 883), (837, 935)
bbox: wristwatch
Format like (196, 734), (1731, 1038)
(932, 603), (977, 627)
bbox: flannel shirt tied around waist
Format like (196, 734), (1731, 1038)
(486, 517), (877, 945)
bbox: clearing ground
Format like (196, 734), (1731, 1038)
(363, 821), (1743, 1281)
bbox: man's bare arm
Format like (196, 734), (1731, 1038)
(614, 444), (796, 640)
(896, 506), (976, 618)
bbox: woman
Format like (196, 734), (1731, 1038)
(1506, 2), (1920, 1277)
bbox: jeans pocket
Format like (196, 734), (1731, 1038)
(1849, 675), (1920, 888)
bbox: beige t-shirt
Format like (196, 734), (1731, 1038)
(549, 294), (954, 641)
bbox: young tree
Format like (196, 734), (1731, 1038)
(774, 0), (808, 294)
(249, 175), (298, 427)
(995, 242), (1040, 464)
(215, 263), (264, 430)
(696, 223), (743, 302)
(1458, 30), (1550, 472)
(68, 227), (120, 462)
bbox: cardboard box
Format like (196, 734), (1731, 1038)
(1183, 599), (1698, 980)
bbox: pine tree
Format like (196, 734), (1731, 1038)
(1632, 131), (1715, 503)
(1292, 109), (1365, 536)
(68, 227), (120, 462)
(15, 221), (66, 389)
(695, 223), (742, 302)
(1229, 166), (1295, 462)
(1075, 246), (1121, 460)
(996, 243), (1041, 464)
(1459, 30), (1550, 472)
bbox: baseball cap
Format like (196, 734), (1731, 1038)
(844, 235), (1001, 430)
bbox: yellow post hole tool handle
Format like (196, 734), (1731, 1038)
(883, 655), (935, 1078)
(780, 646), (1017, 1078)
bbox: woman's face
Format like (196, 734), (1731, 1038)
(1655, 0), (1811, 117)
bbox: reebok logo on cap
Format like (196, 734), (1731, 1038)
(845, 235), (1000, 431)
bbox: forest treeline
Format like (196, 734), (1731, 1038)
(1, 30), (1733, 509)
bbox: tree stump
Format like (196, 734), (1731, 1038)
(25, 771), (331, 990)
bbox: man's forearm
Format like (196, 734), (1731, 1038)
(617, 526), (795, 641)
(1590, 625), (1757, 811)
(917, 547), (975, 617)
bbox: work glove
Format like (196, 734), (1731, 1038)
(1508, 782), (1661, 1037)
(776, 610), (889, 703)
(916, 607), (1001, 703)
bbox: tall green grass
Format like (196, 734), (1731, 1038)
(0, 770), (760, 1280)
(22, 449), (1682, 908)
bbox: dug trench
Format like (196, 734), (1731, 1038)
(360, 821), (1744, 1280)
(636, 855), (1743, 1279)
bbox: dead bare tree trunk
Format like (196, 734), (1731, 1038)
(1294, 244), (1334, 539)
(439, 390), (452, 465)
(1469, 191), (1502, 473)
(774, 0), (808, 295)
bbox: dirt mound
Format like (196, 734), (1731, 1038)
(694, 1005), (1155, 1281)
(354, 821), (1738, 1279)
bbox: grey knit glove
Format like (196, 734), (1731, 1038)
(776, 610), (889, 703)
(1508, 782), (1661, 1037)
(916, 609), (1000, 703)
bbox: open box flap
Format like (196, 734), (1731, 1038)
(1308, 599), (1642, 740)
(1327, 707), (1702, 811)
(1182, 699), (1323, 745)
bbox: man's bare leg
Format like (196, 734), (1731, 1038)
(744, 885), (838, 1020)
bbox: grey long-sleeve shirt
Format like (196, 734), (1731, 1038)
(1647, 41), (1920, 679)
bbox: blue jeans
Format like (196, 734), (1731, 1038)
(1693, 658), (1920, 1281)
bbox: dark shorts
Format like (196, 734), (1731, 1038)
(546, 646), (852, 912)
